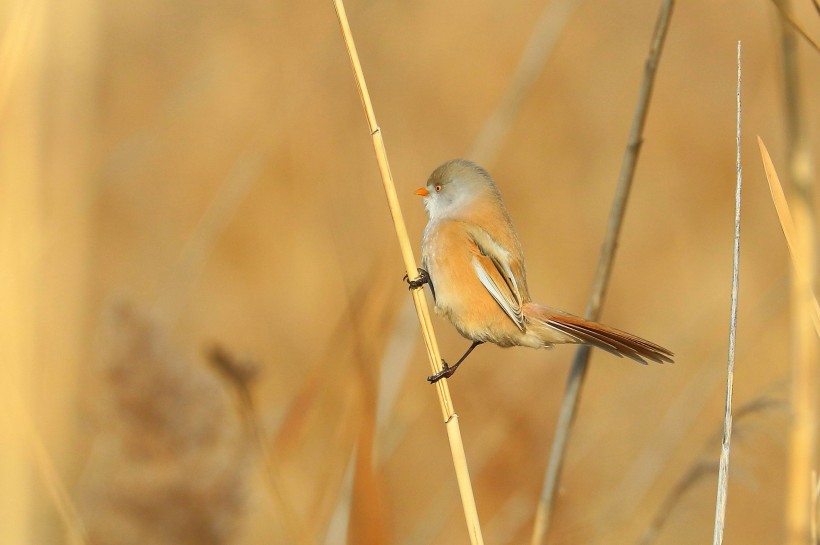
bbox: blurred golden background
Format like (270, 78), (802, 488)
(1, 0), (818, 544)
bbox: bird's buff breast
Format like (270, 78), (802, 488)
(422, 221), (524, 346)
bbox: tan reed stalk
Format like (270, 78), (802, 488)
(331, 2), (484, 543)
(0, 2), (45, 543)
(530, 2), (675, 543)
(777, 5), (819, 542)
(711, 42), (743, 545)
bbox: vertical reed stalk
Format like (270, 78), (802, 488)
(711, 42), (743, 545)
(530, 2), (674, 543)
(331, 2), (484, 543)
(778, 3), (818, 543)
(0, 1), (46, 543)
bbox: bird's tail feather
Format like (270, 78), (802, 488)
(524, 303), (674, 365)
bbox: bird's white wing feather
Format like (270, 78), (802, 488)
(469, 228), (526, 332)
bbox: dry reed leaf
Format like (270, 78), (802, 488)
(757, 137), (820, 337)
(79, 301), (248, 545)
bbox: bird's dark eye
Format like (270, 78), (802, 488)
(435, 185), (442, 192)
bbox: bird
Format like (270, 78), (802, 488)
(408, 159), (673, 383)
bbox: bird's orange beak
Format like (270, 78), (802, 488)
(415, 187), (429, 197)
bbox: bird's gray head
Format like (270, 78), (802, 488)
(416, 159), (502, 221)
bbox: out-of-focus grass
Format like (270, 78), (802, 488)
(1, 1), (818, 544)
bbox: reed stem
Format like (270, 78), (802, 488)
(711, 41), (743, 545)
(331, 2), (484, 543)
(530, 2), (675, 543)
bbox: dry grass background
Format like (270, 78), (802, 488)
(1, 0), (818, 544)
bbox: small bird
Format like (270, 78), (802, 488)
(409, 159), (673, 383)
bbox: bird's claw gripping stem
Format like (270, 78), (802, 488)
(404, 268), (430, 290)
(427, 360), (455, 384)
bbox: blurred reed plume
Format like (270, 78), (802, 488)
(78, 301), (248, 545)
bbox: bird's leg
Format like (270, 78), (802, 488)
(404, 268), (430, 290)
(427, 341), (483, 383)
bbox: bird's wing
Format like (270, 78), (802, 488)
(468, 227), (526, 332)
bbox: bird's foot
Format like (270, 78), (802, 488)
(404, 268), (430, 290)
(427, 359), (456, 383)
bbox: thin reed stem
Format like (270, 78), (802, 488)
(530, 2), (675, 543)
(331, 2), (484, 543)
(711, 42), (743, 545)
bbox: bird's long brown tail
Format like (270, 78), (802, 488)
(524, 303), (674, 364)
